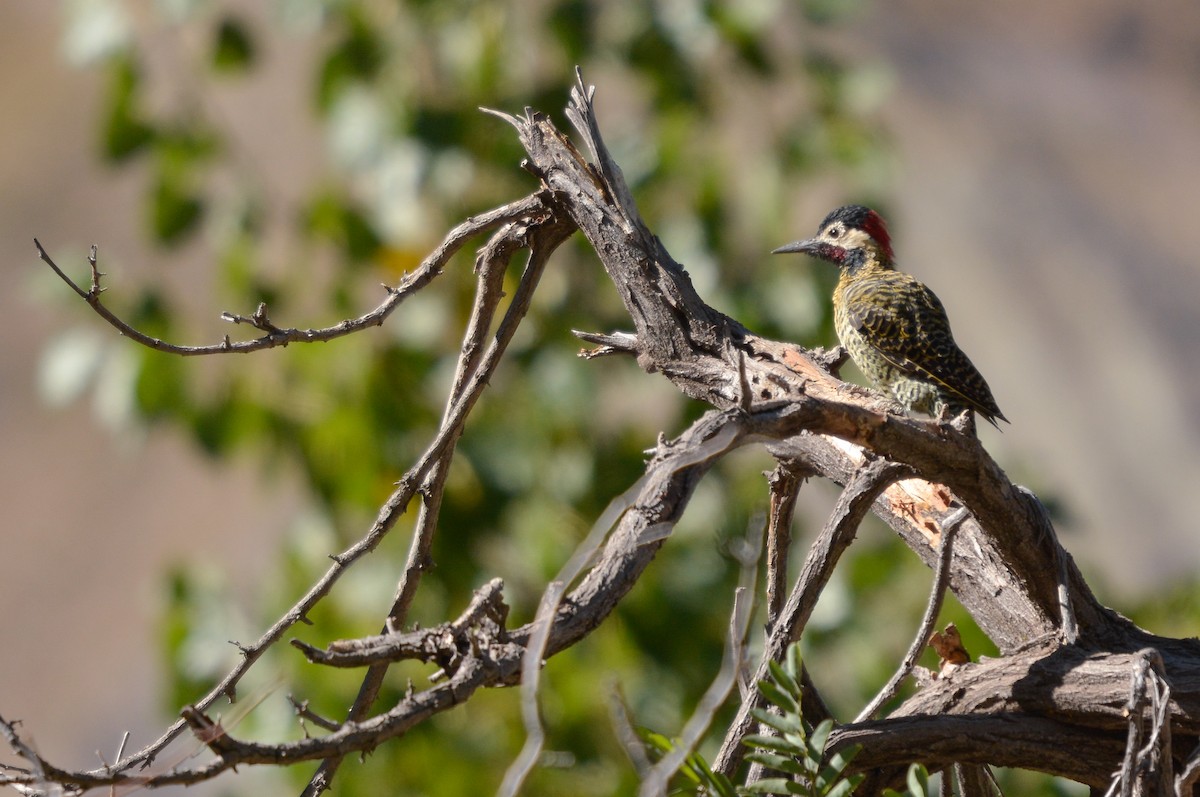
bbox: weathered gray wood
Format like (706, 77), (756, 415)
(496, 72), (1200, 791)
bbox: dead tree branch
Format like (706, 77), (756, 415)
(715, 456), (910, 779)
(34, 194), (548, 356)
(12, 71), (1199, 796)
(856, 505), (968, 723)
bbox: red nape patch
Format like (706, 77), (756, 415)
(861, 211), (894, 261)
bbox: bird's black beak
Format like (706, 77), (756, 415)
(771, 238), (820, 256)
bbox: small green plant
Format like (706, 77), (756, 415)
(641, 730), (739, 797)
(641, 645), (940, 796)
(639, 643), (856, 796)
(740, 643), (863, 796)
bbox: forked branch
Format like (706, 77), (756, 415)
(11, 72), (1198, 797)
(34, 194), (549, 356)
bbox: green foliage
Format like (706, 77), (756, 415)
(639, 642), (949, 796)
(100, 54), (155, 162)
(742, 644), (863, 797)
(211, 15), (257, 74)
(641, 645), (941, 796)
(881, 764), (935, 797)
(643, 730), (740, 797)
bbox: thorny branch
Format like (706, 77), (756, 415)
(13, 70), (1200, 796)
(33, 194), (549, 357)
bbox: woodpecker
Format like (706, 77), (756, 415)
(773, 205), (1007, 428)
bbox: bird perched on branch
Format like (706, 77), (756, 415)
(773, 205), (1007, 428)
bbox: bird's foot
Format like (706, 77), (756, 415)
(949, 408), (976, 435)
(931, 405), (976, 436)
(811, 344), (849, 376)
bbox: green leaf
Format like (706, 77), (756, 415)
(101, 55), (155, 162)
(148, 176), (204, 246)
(743, 777), (807, 795)
(639, 729), (673, 756)
(827, 745), (861, 769)
(767, 656), (803, 700)
(818, 762), (855, 790)
(704, 767), (738, 797)
(744, 752), (806, 777)
(906, 763), (930, 796)
(211, 15), (256, 73)
(785, 643), (804, 682)
(824, 774), (864, 797)
(749, 706), (804, 736)
(808, 719), (834, 755)
(756, 680), (801, 716)
(743, 734), (799, 754)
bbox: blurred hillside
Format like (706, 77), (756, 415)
(862, 0), (1200, 588)
(1, 1), (1197, 792)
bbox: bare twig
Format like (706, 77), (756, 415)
(953, 762), (998, 797)
(1108, 649), (1173, 797)
(573, 329), (639, 358)
(763, 461), (808, 630)
(0, 713), (48, 786)
(288, 696), (340, 734)
(758, 461), (832, 725)
(33, 194), (548, 357)
(1017, 486), (1078, 643)
(57, 205), (568, 784)
(496, 578), (567, 797)
(639, 536), (761, 797)
(1176, 741), (1200, 797)
(0, 410), (742, 792)
(856, 505), (969, 722)
(714, 457), (909, 779)
(301, 209), (571, 797)
(111, 732), (130, 771)
(499, 419), (746, 797)
(293, 578), (508, 670)
(608, 686), (653, 779)
(498, 509), (633, 797)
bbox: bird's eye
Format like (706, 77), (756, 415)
(827, 227), (841, 239)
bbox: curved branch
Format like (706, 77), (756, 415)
(714, 456), (910, 777)
(300, 197), (574, 797)
(855, 505), (967, 723)
(831, 714), (1124, 790)
(33, 194), (548, 356)
(59, 201), (569, 783)
(0, 407), (758, 792)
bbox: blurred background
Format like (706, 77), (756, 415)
(1, 1), (1198, 795)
